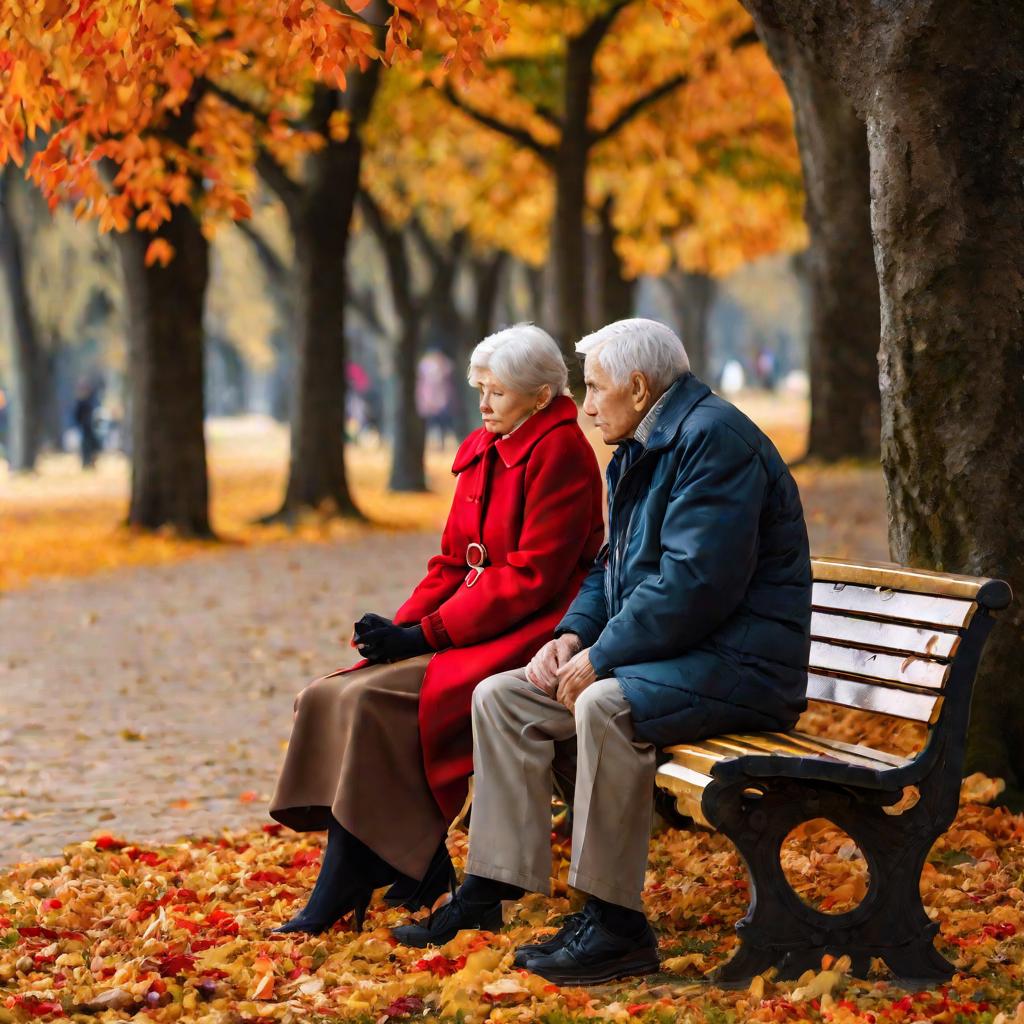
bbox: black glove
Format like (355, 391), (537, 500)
(354, 613), (393, 640)
(358, 622), (433, 663)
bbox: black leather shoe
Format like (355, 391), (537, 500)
(391, 894), (503, 948)
(512, 912), (586, 968)
(521, 913), (660, 985)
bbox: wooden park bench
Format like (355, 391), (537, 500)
(654, 557), (1012, 986)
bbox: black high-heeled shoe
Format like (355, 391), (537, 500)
(383, 841), (457, 912)
(270, 818), (392, 935)
(271, 886), (373, 935)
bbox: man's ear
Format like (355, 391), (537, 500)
(630, 371), (652, 412)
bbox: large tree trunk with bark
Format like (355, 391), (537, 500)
(660, 269), (717, 381)
(116, 206), (211, 535)
(755, 26), (881, 461)
(742, 0), (1024, 798)
(0, 165), (47, 472)
(266, 76), (378, 522)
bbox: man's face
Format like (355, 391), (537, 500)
(581, 351), (652, 445)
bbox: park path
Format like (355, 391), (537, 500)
(0, 465), (885, 868)
(0, 530), (439, 867)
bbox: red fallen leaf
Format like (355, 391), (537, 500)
(94, 835), (125, 850)
(174, 917), (200, 934)
(239, 791), (259, 802)
(0, 917), (10, 927)
(129, 901), (160, 921)
(40, 899), (62, 911)
(290, 849), (321, 869)
(157, 953), (196, 977)
(262, 823), (284, 836)
(627, 1003), (651, 1016)
(247, 870), (288, 884)
(18, 927), (60, 940)
(204, 909), (240, 935)
(171, 889), (200, 904)
(698, 913), (721, 926)
(381, 995), (425, 1017)
(189, 939), (219, 952)
(411, 954), (466, 976)
(6, 995), (65, 1018)
(983, 922), (1016, 939)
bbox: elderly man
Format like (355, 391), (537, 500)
(393, 318), (811, 985)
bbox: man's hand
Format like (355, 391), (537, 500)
(555, 648), (598, 712)
(526, 634), (582, 695)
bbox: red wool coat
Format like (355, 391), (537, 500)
(342, 394), (604, 820)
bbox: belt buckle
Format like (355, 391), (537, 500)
(465, 542), (487, 588)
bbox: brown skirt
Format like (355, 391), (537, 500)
(268, 654), (448, 880)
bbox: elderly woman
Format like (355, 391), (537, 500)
(268, 324), (604, 935)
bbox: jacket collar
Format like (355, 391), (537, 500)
(451, 394), (579, 473)
(642, 372), (711, 452)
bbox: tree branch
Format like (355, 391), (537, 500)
(256, 150), (302, 217)
(438, 83), (557, 164)
(234, 219), (289, 284)
(590, 28), (760, 146)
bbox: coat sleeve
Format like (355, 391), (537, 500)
(588, 421), (766, 677)
(391, 500), (468, 630)
(553, 541), (609, 648)
(424, 432), (601, 649)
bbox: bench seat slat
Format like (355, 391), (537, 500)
(810, 641), (949, 689)
(726, 731), (906, 769)
(807, 672), (942, 722)
(767, 731), (909, 768)
(812, 582), (976, 628)
(811, 611), (960, 658)
(655, 762), (713, 827)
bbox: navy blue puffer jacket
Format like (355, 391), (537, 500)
(556, 372), (811, 747)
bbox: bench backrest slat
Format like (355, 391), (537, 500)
(809, 640), (949, 690)
(812, 581), (976, 629)
(811, 611), (960, 658)
(806, 672), (942, 723)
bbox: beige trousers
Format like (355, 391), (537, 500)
(465, 667), (656, 911)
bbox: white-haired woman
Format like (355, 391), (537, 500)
(268, 324), (605, 935)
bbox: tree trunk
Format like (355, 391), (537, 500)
(593, 197), (635, 329)
(548, 15), (618, 395)
(389, 316), (428, 491)
(263, 71), (379, 522)
(755, 26), (881, 461)
(0, 165), (46, 472)
(741, 0), (1024, 797)
(116, 206), (212, 536)
(661, 269), (717, 381)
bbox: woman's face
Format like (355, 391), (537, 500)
(476, 369), (549, 434)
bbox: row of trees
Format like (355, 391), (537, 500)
(2, 0), (1021, 789)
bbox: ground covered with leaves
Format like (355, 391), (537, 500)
(2, 775), (1023, 1024)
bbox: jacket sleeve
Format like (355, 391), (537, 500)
(588, 421), (766, 677)
(425, 432), (600, 649)
(391, 501), (467, 631)
(553, 542), (609, 648)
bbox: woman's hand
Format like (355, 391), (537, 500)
(358, 622), (433, 663)
(554, 648), (598, 712)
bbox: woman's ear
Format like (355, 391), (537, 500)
(535, 384), (553, 411)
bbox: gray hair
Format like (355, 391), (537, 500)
(468, 323), (570, 397)
(575, 318), (689, 391)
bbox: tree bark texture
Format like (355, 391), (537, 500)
(741, 0), (1024, 794)
(0, 165), (47, 472)
(116, 205), (211, 536)
(755, 23), (881, 461)
(660, 269), (717, 381)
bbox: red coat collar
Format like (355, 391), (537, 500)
(451, 394), (579, 473)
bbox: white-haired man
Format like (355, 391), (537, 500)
(393, 319), (812, 986)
